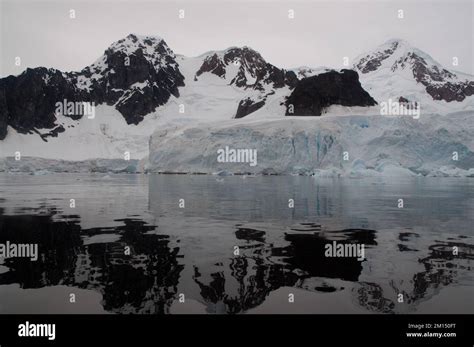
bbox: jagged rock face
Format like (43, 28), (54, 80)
(393, 52), (474, 102)
(196, 47), (297, 90)
(0, 34), (185, 138)
(355, 41), (400, 74)
(425, 81), (474, 102)
(73, 34), (185, 124)
(196, 53), (227, 78)
(354, 39), (474, 103)
(285, 70), (377, 116)
(399, 52), (455, 82)
(235, 97), (266, 119)
(0, 67), (86, 140)
(263, 64), (298, 89)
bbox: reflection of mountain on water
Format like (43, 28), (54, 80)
(0, 203), (473, 314)
(78, 219), (184, 313)
(193, 226), (377, 313)
(193, 225), (474, 314)
(0, 207), (184, 314)
(0, 211), (83, 287)
(356, 238), (474, 313)
(284, 227), (377, 281)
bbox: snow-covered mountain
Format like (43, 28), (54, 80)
(0, 34), (184, 141)
(353, 39), (474, 113)
(1, 35), (473, 167)
(0, 34), (301, 160)
(71, 34), (184, 124)
(192, 46), (298, 119)
(195, 46), (297, 90)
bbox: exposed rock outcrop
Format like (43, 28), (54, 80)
(235, 97), (266, 119)
(0, 34), (185, 137)
(195, 46), (297, 90)
(285, 70), (377, 116)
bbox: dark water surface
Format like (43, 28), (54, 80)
(0, 174), (473, 314)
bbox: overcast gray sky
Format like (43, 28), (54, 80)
(1, 0), (473, 77)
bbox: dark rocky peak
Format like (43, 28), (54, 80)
(99, 34), (175, 65)
(71, 34), (185, 123)
(0, 67), (87, 140)
(74, 34), (183, 96)
(74, 34), (177, 84)
(0, 34), (186, 140)
(196, 46), (297, 90)
(195, 53), (227, 78)
(285, 69), (377, 116)
(103, 34), (178, 73)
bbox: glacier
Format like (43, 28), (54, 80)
(0, 157), (140, 174)
(148, 112), (474, 177)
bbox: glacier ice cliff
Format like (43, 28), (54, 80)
(148, 112), (474, 177)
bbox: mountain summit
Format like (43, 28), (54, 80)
(195, 46), (297, 90)
(0, 34), (185, 140)
(72, 33), (184, 124)
(353, 39), (474, 104)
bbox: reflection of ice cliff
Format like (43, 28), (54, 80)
(148, 112), (474, 177)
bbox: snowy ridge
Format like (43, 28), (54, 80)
(353, 39), (474, 112)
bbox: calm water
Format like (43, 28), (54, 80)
(0, 173), (473, 314)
